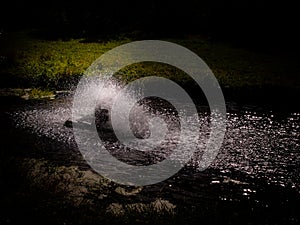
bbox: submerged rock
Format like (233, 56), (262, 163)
(64, 106), (111, 130)
(20, 158), (112, 206)
(115, 186), (143, 196)
(64, 119), (73, 128)
(106, 198), (176, 216)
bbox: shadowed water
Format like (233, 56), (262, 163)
(8, 95), (300, 188)
(2, 84), (299, 224)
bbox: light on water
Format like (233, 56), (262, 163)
(7, 78), (300, 207)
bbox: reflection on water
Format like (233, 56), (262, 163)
(10, 97), (300, 187)
(3, 94), (299, 224)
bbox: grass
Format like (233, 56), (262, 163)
(0, 31), (131, 88)
(0, 31), (299, 90)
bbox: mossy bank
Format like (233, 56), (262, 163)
(1, 31), (299, 92)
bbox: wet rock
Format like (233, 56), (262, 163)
(106, 198), (176, 217)
(115, 186), (143, 196)
(150, 199), (176, 213)
(64, 119), (73, 128)
(20, 158), (112, 205)
(106, 203), (125, 216)
(63, 106), (111, 130)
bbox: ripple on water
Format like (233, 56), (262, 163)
(4, 91), (297, 202)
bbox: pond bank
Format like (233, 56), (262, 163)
(1, 31), (299, 90)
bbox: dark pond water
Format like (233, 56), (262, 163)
(1, 92), (299, 224)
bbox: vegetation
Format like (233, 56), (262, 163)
(0, 32), (130, 88)
(0, 31), (299, 91)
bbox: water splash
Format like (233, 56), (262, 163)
(8, 80), (300, 190)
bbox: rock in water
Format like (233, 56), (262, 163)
(64, 106), (111, 130)
(64, 119), (73, 128)
(95, 107), (110, 128)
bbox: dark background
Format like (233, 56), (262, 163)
(1, 0), (299, 53)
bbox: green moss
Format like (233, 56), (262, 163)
(27, 88), (55, 99)
(0, 32), (131, 88)
(0, 87), (55, 99)
(0, 32), (299, 90)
